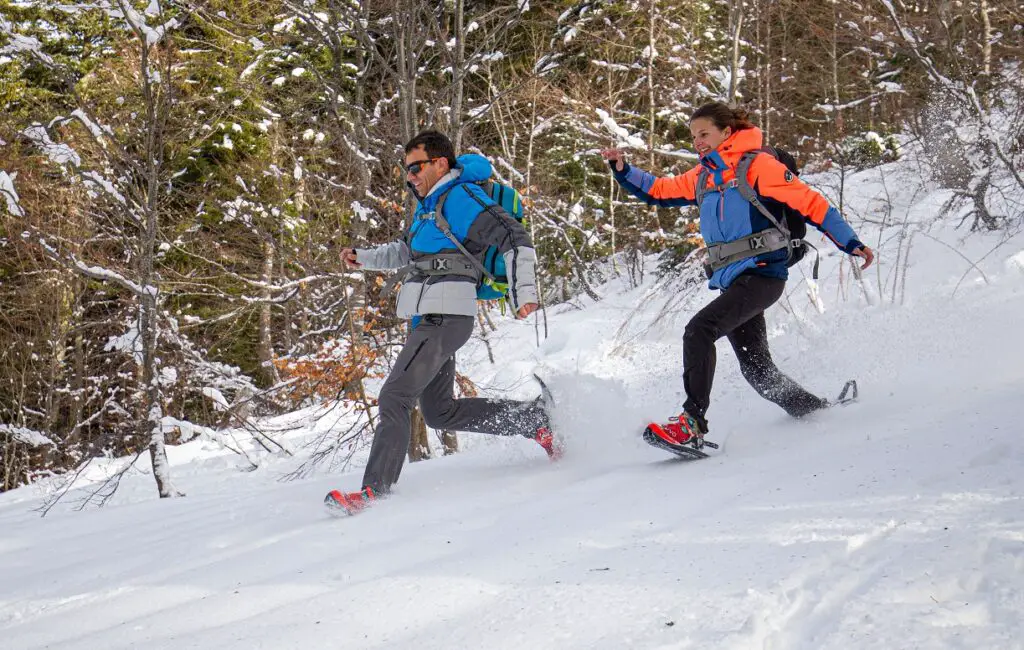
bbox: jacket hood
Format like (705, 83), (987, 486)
(698, 126), (764, 184)
(454, 153), (492, 183)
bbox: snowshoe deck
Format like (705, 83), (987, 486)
(642, 426), (714, 460)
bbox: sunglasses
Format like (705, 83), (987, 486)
(404, 158), (439, 175)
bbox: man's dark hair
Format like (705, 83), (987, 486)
(404, 130), (457, 168)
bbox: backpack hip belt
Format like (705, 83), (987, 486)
(409, 253), (481, 278)
(382, 253), (481, 295)
(704, 229), (792, 272)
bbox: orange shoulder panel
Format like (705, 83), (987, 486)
(747, 154), (831, 225)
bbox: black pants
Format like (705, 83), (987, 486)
(362, 314), (546, 494)
(682, 274), (826, 429)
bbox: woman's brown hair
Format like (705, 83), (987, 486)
(690, 102), (756, 132)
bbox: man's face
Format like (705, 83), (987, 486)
(405, 145), (449, 197)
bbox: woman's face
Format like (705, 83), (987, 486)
(689, 117), (731, 156)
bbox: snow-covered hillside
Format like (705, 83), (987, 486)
(2, 158), (1024, 649)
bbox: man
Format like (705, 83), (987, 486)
(325, 130), (559, 515)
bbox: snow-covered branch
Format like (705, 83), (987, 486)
(0, 423), (55, 447)
(111, 0), (180, 47)
(0, 171), (25, 217)
(30, 234), (156, 299)
(0, 15), (55, 66)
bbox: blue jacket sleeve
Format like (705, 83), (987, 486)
(816, 207), (864, 254)
(611, 162), (698, 208)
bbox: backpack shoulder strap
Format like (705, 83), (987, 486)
(695, 167), (711, 205)
(735, 150), (789, 238)
(432, 184), (496, 282)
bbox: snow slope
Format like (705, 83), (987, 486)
(2, 159), (1024, 649)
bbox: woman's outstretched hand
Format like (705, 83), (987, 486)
(853, 246), (874, 270)
(600, 148), (626, 173)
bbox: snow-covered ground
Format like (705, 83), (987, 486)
(2, 159), (1024, 649)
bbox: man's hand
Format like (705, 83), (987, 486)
(853, 246), (874, 270)
(341, 247), (362, 269)
(516, 302), (540, 319)
(599, 148), (627, 173)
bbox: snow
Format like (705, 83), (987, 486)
(103, 319), (144, 363)
(23, 125), (82, 167)
(115, 1), (179, 47)
(81, 171), (127, 205)
(1, 158), (1024, 649)
(0, 170), (24, 217)
(239, 54), (264, 80)
(595, 108), (646, 149)
(351, 200), (375, 223)
(70, 109), (111, 142)
(0, 424), (53, 447)
(0, 16), (55, 65)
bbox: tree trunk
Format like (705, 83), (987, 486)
(830, 1), (844, 134)
(409, 407), (431, 462)
(727, 0), (744, 103)
(441, 430), (458, 455)
(258, 237), (280, 387)
(978, 0), (992, 99)
(138, 36), (178, 499)
(450, 0), (466, 150)
(524, 86), (548, 343)
(764, 1), (773, 140)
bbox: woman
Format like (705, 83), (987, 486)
(601, 102), (873, 451)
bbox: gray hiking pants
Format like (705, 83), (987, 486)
(362, 314), (547, 494)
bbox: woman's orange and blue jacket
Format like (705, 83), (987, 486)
(612, 127), (864, 290)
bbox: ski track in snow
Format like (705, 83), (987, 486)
(2, 213), (1024, 646)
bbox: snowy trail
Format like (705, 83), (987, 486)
(3, 236), (1024, 648)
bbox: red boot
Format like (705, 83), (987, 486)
(646, 411), (704, 447)
(533, 425), (563, 461)
(324, 486), (376, 516)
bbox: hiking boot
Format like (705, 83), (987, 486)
(533, 425), (563, 461)
(324, 486), (376, 516)
(646, 411), (706, 447)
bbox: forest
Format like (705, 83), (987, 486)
(1, 0), (1021, 496)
